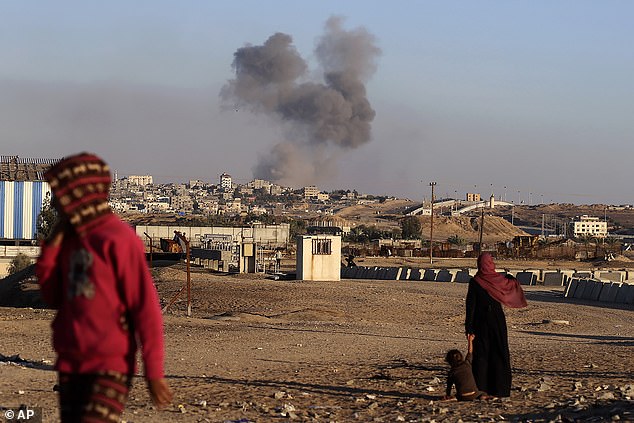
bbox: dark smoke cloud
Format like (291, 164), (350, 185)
(221, 16), (380, 186)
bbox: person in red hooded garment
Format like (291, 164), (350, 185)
(36, 153), (172, 422)
(465, 252), (527, 397)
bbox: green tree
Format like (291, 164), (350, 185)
(604, 236), (621, 254)
(447, 234), (466, 247)
(400, 216), (421, 240)
(36, 192), (57, 241)
(8, 253), (32, 275)
(289, 219), (307, 239)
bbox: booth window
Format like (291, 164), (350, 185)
(312, 238), (332, 255)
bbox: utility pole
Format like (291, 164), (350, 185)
(478, 205), (485, 253)
(429, 181), (436, 264)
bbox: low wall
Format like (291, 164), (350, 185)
(565, 278), (634, 305)
(341, 266), (634, 305)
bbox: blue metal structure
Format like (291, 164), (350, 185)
(0, 181), (51, 240)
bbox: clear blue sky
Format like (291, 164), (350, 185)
(1, 1), (632, 204)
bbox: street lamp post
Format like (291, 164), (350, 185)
(429, 182), (436, 264)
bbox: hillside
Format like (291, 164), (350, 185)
(334, 201), (529, 243)
(416, 215), (529, 243)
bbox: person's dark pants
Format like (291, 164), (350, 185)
(58, 371), (131, 423)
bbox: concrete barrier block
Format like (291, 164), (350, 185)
(573, 279), (589, 299)
(598, 271), (625, 283)
(524, 269), (543, 281)
(589, 281), (604, 301)
(349, 267), (360, 279)
(422, 269), (436, 281)
(543, 272), (567, 287)
(516, 271), (537, 286)
(370, 267), (380, 279)
(573, 272), (593, 279)
(565, 278), (579, 298)
(599, 282), (614, 302)
(454, 269), (472, 283)
(409, 268), (422, 280)
(384, 267), (400, 280)
(341, 267), (353, 278)
(606, 282), (622, 303)
(398, 268), (411, 280)
(346, 266), (358, 278)
(580, 281), (596, 300)
(623, 283), (634, 304)
(560, 270), (575, 279)
(435, 269), (455, 282)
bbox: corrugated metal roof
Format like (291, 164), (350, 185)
(0, 156), (60, 181)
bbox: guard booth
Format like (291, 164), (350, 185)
(241, 242), (256, 273)
(296, 235), (341, 281)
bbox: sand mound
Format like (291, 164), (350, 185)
(417, 215), (529, 243)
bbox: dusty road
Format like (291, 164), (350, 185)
(1, 267), (633, 422)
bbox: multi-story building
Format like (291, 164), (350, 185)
(128, 175), (153, 186)
(248, 179), (272, 190)
(220, 173), (232, 191)
(170, 195), (194, 213)
(303, 186), (320, 199)
(466, 193), (481, 202)
(572, 215), (608, 238)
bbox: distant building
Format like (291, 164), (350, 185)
(128, 175), (153, 186)
(303, 186), (319, 199)
(317, 192), (330, 202)
(0, 181), (52, 239)
(466, 193), (481, 202)
(170, 195), (194, 213)
(572, 215), (607, 238)
(220, 173), (232, 190)
(0, 156), (60, 240)
(248, 179), (272, 190)
(189, 179), (205, 188)
(0, 155), (59, 181)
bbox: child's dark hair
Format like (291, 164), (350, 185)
(445, 349), (463, 367)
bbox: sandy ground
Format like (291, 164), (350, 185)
(1, 263), (633, 423)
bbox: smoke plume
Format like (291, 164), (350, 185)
(221, 16), (380, 186)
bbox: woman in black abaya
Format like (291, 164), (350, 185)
(465, 253), (527, 397)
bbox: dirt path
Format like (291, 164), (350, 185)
(1, 271), (632, 422)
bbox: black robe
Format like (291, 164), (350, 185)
(465, 278), (512, 397)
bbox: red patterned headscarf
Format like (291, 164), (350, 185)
(44, 152), (112, 235)
(474, 253), (527, 308)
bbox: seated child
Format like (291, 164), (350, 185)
(442, 334), (487, 401)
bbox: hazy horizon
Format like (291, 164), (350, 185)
(2, 1), (632, 205)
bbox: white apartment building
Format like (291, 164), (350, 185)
(572, 215), (608, 238)
(220, 173), (232, 190)
(128, 175), (153, 186)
